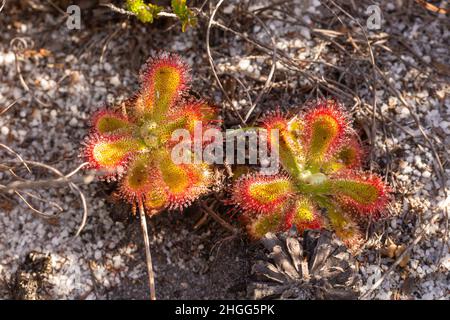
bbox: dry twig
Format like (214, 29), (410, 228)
(138, 200), (156, 300)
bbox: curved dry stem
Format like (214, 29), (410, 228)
(14, 190), (55, 218)
(0, 159), (89, 236)
(0, 143), (31, 173)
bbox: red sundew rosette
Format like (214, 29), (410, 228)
(227, 99), (391, 244)
(83, 52), (215, 214)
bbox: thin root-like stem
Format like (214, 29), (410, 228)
(138, 199), (156, 300)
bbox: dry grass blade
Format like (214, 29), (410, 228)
(243, 11), (277, 123)
(206, 0), (245, 124)
(0, 97), (23, 116)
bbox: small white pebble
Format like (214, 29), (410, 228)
(391, 219), (397, 229)
(110, 75), (120, 87)
(422, 171), (431, 178)
(103, 63), (112, 72)
(113, 256), (122, 269)
(69, 118), (78, 127)
(238, 59), (251, 70)
(1, 126), (9, 136)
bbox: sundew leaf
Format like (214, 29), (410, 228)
(139, 53), (189, 119)
(231, 173), (294, 215)
(86, 136), (144, 169)
(92, 110), (131, 135)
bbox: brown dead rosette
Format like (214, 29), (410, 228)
(248, 229), (360, 300)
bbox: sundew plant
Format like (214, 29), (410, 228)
(83, 52), (216, 299)
(230, 99), (390, 247)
